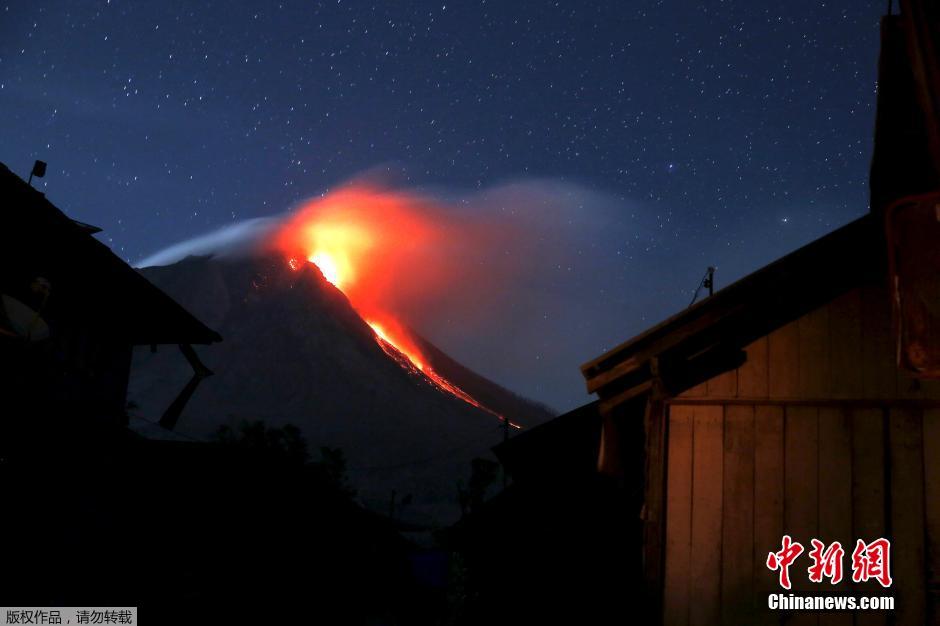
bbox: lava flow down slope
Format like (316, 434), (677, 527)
(129, 185), (554, 523)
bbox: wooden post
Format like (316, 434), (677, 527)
(643, 360), (669, 624)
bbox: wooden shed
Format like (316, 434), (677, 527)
(580, 6), (940, 624)
(582, 210), (940, 625)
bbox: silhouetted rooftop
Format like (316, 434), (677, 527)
(0, 162), (221, 345)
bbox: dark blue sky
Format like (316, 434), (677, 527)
(1, 1), (886, 409)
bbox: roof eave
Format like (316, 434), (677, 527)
(582, 214), (883, 402)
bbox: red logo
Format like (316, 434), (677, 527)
(851, 538), (893, 588)
(766, 535), (804, 590)
(807, 539), (844, 584)
(767, 536), (892, 588)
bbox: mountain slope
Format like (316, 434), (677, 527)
(128, 254), (552, 523)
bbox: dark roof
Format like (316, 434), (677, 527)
(493, 401), (601, 484)
(0, 163), (221, 345)
(581, 213), (884, 407)
(70, 219), (104, 235)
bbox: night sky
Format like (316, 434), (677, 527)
(1, 1), (886, 410)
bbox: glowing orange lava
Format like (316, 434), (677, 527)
(366, 318), (504, 419)
(309, 250), (342, 287)
(273, 184), (516, 426)
(367, 320), (425, 370)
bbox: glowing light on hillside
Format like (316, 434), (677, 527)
(309, 250), (342, 288)
(272, 185), (512, 424)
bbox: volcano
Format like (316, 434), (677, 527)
(127, 253), (553, 523)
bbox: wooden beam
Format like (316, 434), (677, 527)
(667, 397), (940, 408)
(642, 388), (668, 622)
(158, 343), (213, 431)
(663, 405), (694, 626)
(598, 380), (653, 415)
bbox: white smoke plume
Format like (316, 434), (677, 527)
(136, 176), (826, 411)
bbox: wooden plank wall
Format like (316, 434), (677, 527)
(678, 285), (940, 401)
(852, 408), (887, 626)
(925, 409), (940, 626)
(661, 284), (940, 625)
(662, 403), (935, 626)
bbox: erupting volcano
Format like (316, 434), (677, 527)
(274, 185), (514, 427)
(130, 183), (553, 521)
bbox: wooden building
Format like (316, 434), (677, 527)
(455, 5), (940, 622)
(0, 162), (220, 430)
(580, 5), (940, 624)
(582, 211), (940, 625)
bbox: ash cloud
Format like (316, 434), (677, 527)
(136, 175), (827, 411)
(136, 217), (279, 268)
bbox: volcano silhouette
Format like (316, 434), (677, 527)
(127, 253), (553, 524)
